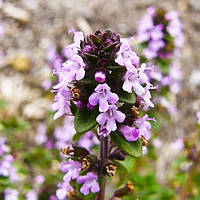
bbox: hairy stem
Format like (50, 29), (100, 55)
(180, 152), (200, 200)
(97, 136), (109, 200)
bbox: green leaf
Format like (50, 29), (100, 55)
(106, 65), (125, 71)
(70, 102), (77, 115)
(89, 34), (101, 45)
(119, 90), (136, 104)
(74, 108), (98, 134)
(79, 77), (96, 85)
(155, 59), (170, 75)
(103, 41), (118, 51)
(73, 132), (84, 141)
(110, 132), (142, 158)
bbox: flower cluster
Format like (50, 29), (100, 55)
(137, 7), (183, 116)
(26, 174), (45, 200)
(137, 7), (184, 60)
(197, 111), (200, 124)
(52, 29), (155, 198)
(53, 115), (98, 151)
(4, 188), (19, 200)
(56, 159), (99, 199)
(0, 137), (19, 183)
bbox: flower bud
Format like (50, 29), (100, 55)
(81, 157), (91, 170)
(105, 163), (116, 176)
(141, 135), (148, 146)
(61, 146), (74, 156)
(95, 71), (106, 83)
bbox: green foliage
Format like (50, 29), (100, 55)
(110, 132), (142, 158)
(0, 117), (29, 134)
(155, 58), (170, 75)
(132, 173), (176, 200)
(0, 99), (6, 109)
(74, 108), (98, 134)
(119, 90), (136, 104)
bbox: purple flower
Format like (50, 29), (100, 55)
(150, 24), (164, 40)
(197, 111), (200, 124)
(61, 159), (81, 182)
(149, 65), (162, 82)
(149, 40), (165, 52)
(4, 188), (19, 200)
(42, 79), (52, 91)
(95, 71), (106, 83)
(34, 123), (47, 145)
(53, 55), (85, 91)
(120, 126), (139, 141)
(46, 46), (57, 62)
(26, 190), (38, 200)
(54, 116), (76, 149)
(159, 97), (177, 116)
(161, 64), (182, 94)
(122, 63), (151, 96)
(62, 55), (85, 82)
(35, 174), (45, 185)
(115, 39), (139, 72)
(78, 131), (99, 150)
(170, 138), (184, 151)
(52, 87), (72, 120)
(96, 105), (125, 132)
(97, 125), (110, 137)
(134, 114), (155, 140)
(0, 137), (9, 156)
(143, 48), (157, 59)
(63, 30), (84, 59)
(77, 172), (100, 195)
(89, 84), (119, 112)
(137, 7), (184, 60)
(137, 15), (154, 39)
(0, 22), (4, 38)
(56, 181), (73, 200)
(122, 71), (145, 96)
(138, 84), (155, 109)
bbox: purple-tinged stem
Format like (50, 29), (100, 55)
(97, 136), (109, 200)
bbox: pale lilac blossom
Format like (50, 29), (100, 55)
(138, 84), (155, 109)
(134, 114), (155, 140)
(4, 188), (19, 200)
(52, 87), (72, 120)
(197, 111), (200, 124)
(78, 131), (99, 150)
(35, 175), (45, 185)
(26, 190), (38, 200)
(115, 39), (139, 72)
(95, 71), (106, 83)
(0, 137), (10, 156)
(189, 69), (200, 87)
(161, 64), (182, 94)
(89, 84), (119, 112)
(97, 125), (110, 137)
(56, 181), (73, 200)
(123, 71), (145, 95)
(54, 116), (76, 149)
(62, 30), (84, 59)
(170, 138), (184, 151)
(120, 126), (139, 141)
(61, 159), (81, 182)
(34, 123), (47, 145)
(159, 97), (177, 116)
(77, 172), (100, 195)
(96, 105), (125, 132)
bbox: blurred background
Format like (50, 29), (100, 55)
(0, 0), (200, 200)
